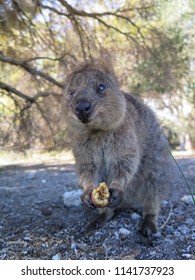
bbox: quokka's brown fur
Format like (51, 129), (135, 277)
(64, 57), (173, 237)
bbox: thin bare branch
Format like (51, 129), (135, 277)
(0, 54), (64, 88)
(0, 81), (62, 102)
(0, 81), (34, 102)
(40, 4), (69, 17)
(59, 0), (151, 20)
(42, 0), (145, 44)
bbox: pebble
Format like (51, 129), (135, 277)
(153, 231), (161, 237)
(118, 228), (131, 237)
(181, 253), (191, 259)
(161, 200), (169, 206)
(23, 236), (32, 242)
(26, 171), (36, 180)
(52, 253), (62, 260)
(181, 195), (195, 204)
(149, 250), (156, 255)
(21, 250), (28, 255)
(131, 212), (141, 220)
(71, 242), (78, 255)
(164, 225), (174, 235)
(114, 231), (119, 239)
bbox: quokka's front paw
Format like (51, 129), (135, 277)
(81, 189), (95, 209)
(108, 187), (123, 208)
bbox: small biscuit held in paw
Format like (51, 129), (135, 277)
(91, 182), (110, 208)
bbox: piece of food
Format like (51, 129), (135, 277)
(91, 182), (110, 208)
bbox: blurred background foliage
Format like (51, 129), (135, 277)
(0, 0), (194, 151)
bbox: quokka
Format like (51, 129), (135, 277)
(64, 57), (173, 237)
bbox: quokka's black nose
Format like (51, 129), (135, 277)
(75, 99), (92, 123)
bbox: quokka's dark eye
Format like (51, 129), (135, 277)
(97, 84), (105, 92)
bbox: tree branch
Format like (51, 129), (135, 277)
(0, 81), (35, 102)
(0, 54), (64, 89)
(0, 81), (62, 102)
(42, 0), (145, 43)
(59, 0), (149, 20)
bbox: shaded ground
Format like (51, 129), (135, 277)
(0, 152), (195, 260)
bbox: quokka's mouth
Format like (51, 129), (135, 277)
(78, 117), (92, 124)
(76, 111), (93, 123)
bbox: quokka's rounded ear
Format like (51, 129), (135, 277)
(98, 48), (116, 76)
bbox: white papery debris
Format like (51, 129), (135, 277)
(63, 189), (83, 207)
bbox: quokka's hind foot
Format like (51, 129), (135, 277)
(140, 197), (160, 242)
(140, 213), (158, 237)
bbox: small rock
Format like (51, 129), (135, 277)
(21, 250), (28, 255)
(181, 195), (195, 204)
(181, 253), (191, 259)
(63, 189), (83, 207)
(23, 236), (32, 242)
(131, 212), (141, 220)
(164, 225), (174, 235)
(52, 253), (62, 260)
(71, 239), (87, 252)
(149, 250), (156, 255)
(114, 231), (119, 239)
(71, 242), (78, 255)
(120, 254), (135, 260)
(41, 179), (46, 183)
(161, 200), (169, 206)
(153, 231), (161, 237)
(26, 171), (36, 180)
(118, 228), (131, 237)
(42, 243), (49, 248)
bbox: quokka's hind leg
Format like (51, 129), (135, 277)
(85, 207), (116, 233)
(141, 196), (160, 238)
